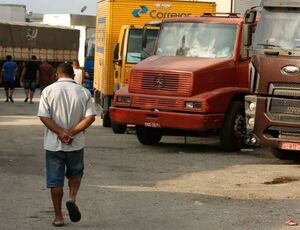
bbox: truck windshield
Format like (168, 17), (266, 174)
(254, 8), (300, 50)
(156, 22), (236, 58)
(126, 29), (158, 64)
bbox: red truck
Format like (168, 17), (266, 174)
(110, 14), (253, 152)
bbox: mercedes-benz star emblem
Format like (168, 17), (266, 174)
(153, 76), (165, 89)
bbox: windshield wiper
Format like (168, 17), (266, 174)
(256, 43), (281, 48)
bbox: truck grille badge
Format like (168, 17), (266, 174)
(281, 65), (300, 75)
(153, 76), (166, 89)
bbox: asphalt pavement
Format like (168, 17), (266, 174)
(1, 89), (300, 230)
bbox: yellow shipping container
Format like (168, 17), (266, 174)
(94, 0), (216, 125)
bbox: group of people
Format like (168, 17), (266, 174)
(2, 55), (94, 227)
(0, 55), (85, 103)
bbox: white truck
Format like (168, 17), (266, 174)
(43, 14), (96, 67)
(0, 4), (26, 22)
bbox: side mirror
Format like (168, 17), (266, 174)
(113, 43), (121, 65)
(244, 9), (257, 24)
(113, 43), (119, 61)
(142, 28), (148, 49)
(243, 24), (253, 47)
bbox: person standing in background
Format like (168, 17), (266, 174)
(72, 60), (85, 85)
(39, 59), (54, 93)
(21, 55), (40, 104)
(1, 55), (18, 103)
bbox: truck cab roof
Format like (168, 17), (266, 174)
(260, 0), (300, 8)
(162, 15), (245, 26)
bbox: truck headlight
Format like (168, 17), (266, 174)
(248, 117), (255, 127)
(117, 96), (131, 104)
(185, 101), (202, 109)
(249, 102), (256, 112)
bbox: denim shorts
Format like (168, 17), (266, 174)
(46, 149), (84, 188)
(24, 80), (36, 92)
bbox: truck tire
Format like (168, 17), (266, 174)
(136, 126), (162, 145)
(112, 122), (127, 134)
(271, 148), (299, 160)
(102, 113), (111, 127)
(220, 100), (245, 152)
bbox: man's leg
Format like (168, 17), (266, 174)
(4, 89), (9, 102)
(29, 81), (36, 103)
(51, 187), (64, 222)
(24, 89), (29, 102)
(29, 90), (34, 103)
(9, 88), (14, 97)
(66, 149), (84, 202)
(65, 149), (84, 222)
(68, 177), (81, 203)
(9, 83), (15, 103)
(46, 150), (66, 225)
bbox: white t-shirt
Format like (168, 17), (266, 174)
(37, 78), (97, 152)
(73, 68), (83, 85)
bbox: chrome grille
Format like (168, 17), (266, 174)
(129, 71), (192, 97)
(132, 96), (183, 110)
(269, 83), (300, 97)
(267, 126), (300, 139)
(268, 98), (300, 123)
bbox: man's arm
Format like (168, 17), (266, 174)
(0, 69), (3, 83)
(39, 116), (73, 144)
(20, 67), (26, 86)
(36, 69), (40, 85)
(70, 115), (95, 136)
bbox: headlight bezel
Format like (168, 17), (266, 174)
(184, 101), (202, 110)
(116, 96), (132, 104)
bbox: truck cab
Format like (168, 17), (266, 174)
(244, 0), (300, 160)
(93, 0), (216, 128)
(113, 25), (158, 93)
(110, 14), (253, 152)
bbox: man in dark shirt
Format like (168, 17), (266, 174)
(39, 59), (54, 93)
(21, 55), (40, 104)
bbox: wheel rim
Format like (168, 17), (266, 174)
(234, 113), (246, 138)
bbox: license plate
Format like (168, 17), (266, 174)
(280, 142), (300, 151)
(144, 122), (161, 128)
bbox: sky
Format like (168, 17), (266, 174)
(0, 0), (97, 15)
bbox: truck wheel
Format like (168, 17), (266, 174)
(136, 126), (162, 145)
(112, 122), (127, 134)
(102, 113), (111, 127)
(271, 148), (299, 160)
(220, 100), (245, 152)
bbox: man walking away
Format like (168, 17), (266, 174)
(1, 55), (18, 103)
(21, 55), (39, 104)
(39, 59), (54, 93)
(38, 63), (96, 227)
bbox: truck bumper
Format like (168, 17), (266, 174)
(109, 107), (224, 132)
(254, 96), (300, 149)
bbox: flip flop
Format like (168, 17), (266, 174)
(66, 200), (81, 222)
(52, 220), (65, 227)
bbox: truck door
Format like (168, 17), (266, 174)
(113, 26), (128, 91)
(122, 28), (158, 87)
